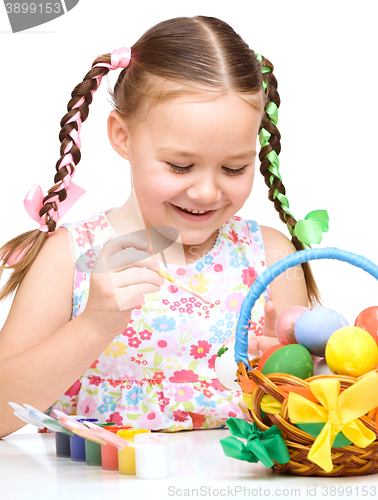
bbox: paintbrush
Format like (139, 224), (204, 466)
(157, 268), (211, 304)
(145, 226), (211, 305)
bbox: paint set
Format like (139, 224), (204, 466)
(9, 402), (170, 479)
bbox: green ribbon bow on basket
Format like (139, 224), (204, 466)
(220, 417), (290, 468)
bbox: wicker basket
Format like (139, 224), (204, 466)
(234, 247), (378, 476)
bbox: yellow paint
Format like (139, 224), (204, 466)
(117, 429), (151, 475)
(158, 269), (175, 283)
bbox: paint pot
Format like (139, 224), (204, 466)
(101, 426), (130, 471)
(70, 419), (98, 462)
(85, 423), (116, 467)
(117, 429), (150, 475)
(135, 433), (169, 479)
(55, 432), (71, 458)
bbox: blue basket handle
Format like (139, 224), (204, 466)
(234, 247), (378, 367)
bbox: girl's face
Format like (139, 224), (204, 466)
(115, 92), (263, 260)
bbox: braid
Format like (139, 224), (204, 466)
(42, 55), (113, 232)
(256, 53), (322, 306)
(0, 52), (127, 303)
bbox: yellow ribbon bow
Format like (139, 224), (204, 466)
(288, 371), (378, 472)
(261, 394), (283, 414)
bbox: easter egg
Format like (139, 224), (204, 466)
(325, 326), (378, 376)
(313, 358), (333, 376)
(276, 306), (308, 344)
(257, 344), (285, 372)
(294, 307), (348, 357)
(214, 343), (240, 391)
(354, 306), (378, 345)
(261, 344), (314, 379)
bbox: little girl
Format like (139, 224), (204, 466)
(0, 16), (325, 438)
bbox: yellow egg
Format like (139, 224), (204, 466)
(325, 326), (378, 376)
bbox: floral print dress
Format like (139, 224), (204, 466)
(46, 208), (270, 432)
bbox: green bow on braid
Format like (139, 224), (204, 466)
(220, 417), (290, 468)
(255, 52), (329, 249)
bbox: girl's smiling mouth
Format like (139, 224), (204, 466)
(169, 203), (218, 221)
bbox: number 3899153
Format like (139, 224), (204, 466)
(5, 3), (62, 14)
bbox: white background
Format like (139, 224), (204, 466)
(0, 0), (377, 333)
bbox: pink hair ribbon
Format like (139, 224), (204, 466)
(4, 244), (34, 266)
(4, 182), (86, 266)
(93, 47), (132, 71)
(24, 182), (86, 232)
(10, 48), (131, 267)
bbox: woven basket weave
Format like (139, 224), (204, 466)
(234, 247), (378, 476)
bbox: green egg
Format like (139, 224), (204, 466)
(261, 344), (314, 379)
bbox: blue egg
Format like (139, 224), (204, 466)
(294, 307), (348, 357)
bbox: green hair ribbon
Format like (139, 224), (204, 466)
(255, 52), (329, 249)
(220, 417), (290, 468)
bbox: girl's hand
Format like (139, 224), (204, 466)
(247, 301), (279, 358)
(224, 301), (279, 358)
(81, 233), (164, 339)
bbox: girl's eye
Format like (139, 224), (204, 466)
(168, 163), (192, 173)
(167, 163), (247, 175)
(223, 166), (247, 176)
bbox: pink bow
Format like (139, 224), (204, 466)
(111, 47), (132, 69)
(4, 183), (86, 266)
(93, 47), (131, 71)
(24, 182), (86, 231)
(5, 48), (129, 267)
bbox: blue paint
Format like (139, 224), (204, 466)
(69, 418), (98, 462)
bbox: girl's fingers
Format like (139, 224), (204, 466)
(263, 301), (278, 337)
(247, 337), (259, 358)
(114, 282), (165, 311)
(109, 267), (164, 290)
(247, 335), (280, 358)
(106, 250), (159, 273)
(92, 234), (161, 274)
(86, 282), (164, 314)
(256, 336), (280, 354)
(102, 233), (150, 260)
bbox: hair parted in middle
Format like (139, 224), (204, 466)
(0, 15), (321, 305)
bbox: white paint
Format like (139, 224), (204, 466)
(135, 433), (169, 479)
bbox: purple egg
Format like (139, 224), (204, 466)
(294, 307), (349, 357)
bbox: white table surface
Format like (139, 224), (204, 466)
(1, 427), (378, 500)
